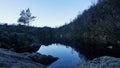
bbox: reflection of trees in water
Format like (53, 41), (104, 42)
(71, 48), (74, 54)
(66, 46), (69, 48)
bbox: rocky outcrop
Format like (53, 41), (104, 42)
(0, 48), (45, 68)
(29, 53), (59, 66)
(80, 56), (120, 68)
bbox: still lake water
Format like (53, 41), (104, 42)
(37, 43), (84, 68)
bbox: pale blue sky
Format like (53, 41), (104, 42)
(0, 0), (97, 27)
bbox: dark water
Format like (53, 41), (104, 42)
(37, 43), (85, 68)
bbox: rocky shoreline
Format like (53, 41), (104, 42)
(0, 48), (58, 68)
(0, 48), (45, 68)
(79, 56), (120, 68)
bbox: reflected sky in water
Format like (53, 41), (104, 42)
(37, 44), (84, 68)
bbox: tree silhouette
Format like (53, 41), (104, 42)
(18, 8), (36, 26)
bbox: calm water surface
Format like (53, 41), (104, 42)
(37, 44), (84, 68)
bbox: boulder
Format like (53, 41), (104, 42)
(0, 48), (45, 68)
(80, 56), (120, 68)
(29, 53), (58, 66)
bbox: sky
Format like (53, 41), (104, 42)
(0, 0), (98, 27)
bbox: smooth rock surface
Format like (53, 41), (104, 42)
(80, 56), (120, 68)
(0, 48), (45, 68)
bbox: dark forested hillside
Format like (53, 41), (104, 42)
(54, 0), (120, 59)
(57, 0), (120, 46)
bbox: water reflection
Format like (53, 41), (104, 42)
(37, 43), (84, 68)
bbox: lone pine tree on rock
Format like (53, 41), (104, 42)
(18, 8), (36, 26)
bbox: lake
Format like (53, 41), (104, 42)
(37, 43), (85, 68)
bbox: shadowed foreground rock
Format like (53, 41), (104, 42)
(80, 56), (120, 68)
(0, 48), (45, 68)
(30, 53), (59, 66)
